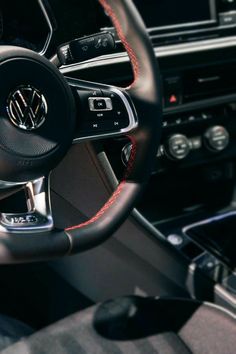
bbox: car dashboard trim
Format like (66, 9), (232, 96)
(61, 36), (236, 74)
(38, 0), (54, 56)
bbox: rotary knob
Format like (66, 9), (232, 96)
(204, 126), (229, 152)
(164, 134), (191, 160)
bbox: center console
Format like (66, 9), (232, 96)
(155, 209), (236, 312)
(141, 51), (236, 311)
(157, 67), (236, 169)
(108, 48), (236, 311)
(184, 213), (236, 269)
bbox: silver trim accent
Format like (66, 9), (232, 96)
(198, 76), (220, 83)
(121, 143), (132, 166)
(145, 18), (216, 33)
(167, 234), (184, 246)
(64, 230), (74, 255)
(214, 284), (236, 308)
(38, 0), (54, 56)
(182, 211), (236, 269)
(0, 180), (26, 189)
(69, 80), (138, 143)
(0, 177), (54, 233)
(205, 297), (235, 316)
(183, 211), (236, 236)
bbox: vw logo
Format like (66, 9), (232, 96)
(7, 85), (48, 131)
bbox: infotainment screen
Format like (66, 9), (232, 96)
(133, 0), (216, 30)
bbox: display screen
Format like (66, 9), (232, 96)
(134, 0), (216, 30)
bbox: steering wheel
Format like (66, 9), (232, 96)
(0, 0), (162, 263)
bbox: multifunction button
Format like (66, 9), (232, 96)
(88, 97), (113, 111)
(75, 87), (130, 135)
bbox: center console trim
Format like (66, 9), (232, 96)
(183, 210), (236, 236)
(38, 0), (54, 56)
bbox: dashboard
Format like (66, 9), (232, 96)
(4, 0), (236, 181)
(2, 0), (236, 54)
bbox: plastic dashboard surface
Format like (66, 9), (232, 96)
(0, 0), (52, 53)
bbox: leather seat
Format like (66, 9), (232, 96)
(0, 296), (235, 354)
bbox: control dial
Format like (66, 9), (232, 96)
(164, 134), (191, 160)
(204, 126), (229, 152)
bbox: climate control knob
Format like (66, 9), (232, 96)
(204, 126), (229, 152)
(164, 134), (191, 160)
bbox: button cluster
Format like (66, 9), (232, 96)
(161, 126), (229, 162)
(76, 88), (130, 135)
(162, 112), (212, 128)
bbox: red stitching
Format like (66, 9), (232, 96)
(98, 0), (140, 87)
(66, 181), (126, 231)
(65, 136), (136, 231)
(65, 0), (138, 232)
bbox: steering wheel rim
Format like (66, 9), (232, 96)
(0, 0), (162, 263)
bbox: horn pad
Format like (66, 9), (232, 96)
(0, 46), (75, 182)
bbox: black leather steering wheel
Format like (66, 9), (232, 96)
(0, 0), (162, 263)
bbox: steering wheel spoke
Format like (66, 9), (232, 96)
(0, 176), (54, 233)
(67, 78), (138, 142)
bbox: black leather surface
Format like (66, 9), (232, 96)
(0, 230), (71, 264)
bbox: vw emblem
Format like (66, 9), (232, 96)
(7, 85), (48, 131)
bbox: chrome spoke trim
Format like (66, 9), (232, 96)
(38, 0), (54, 56)
(0, 176), (54, 233)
